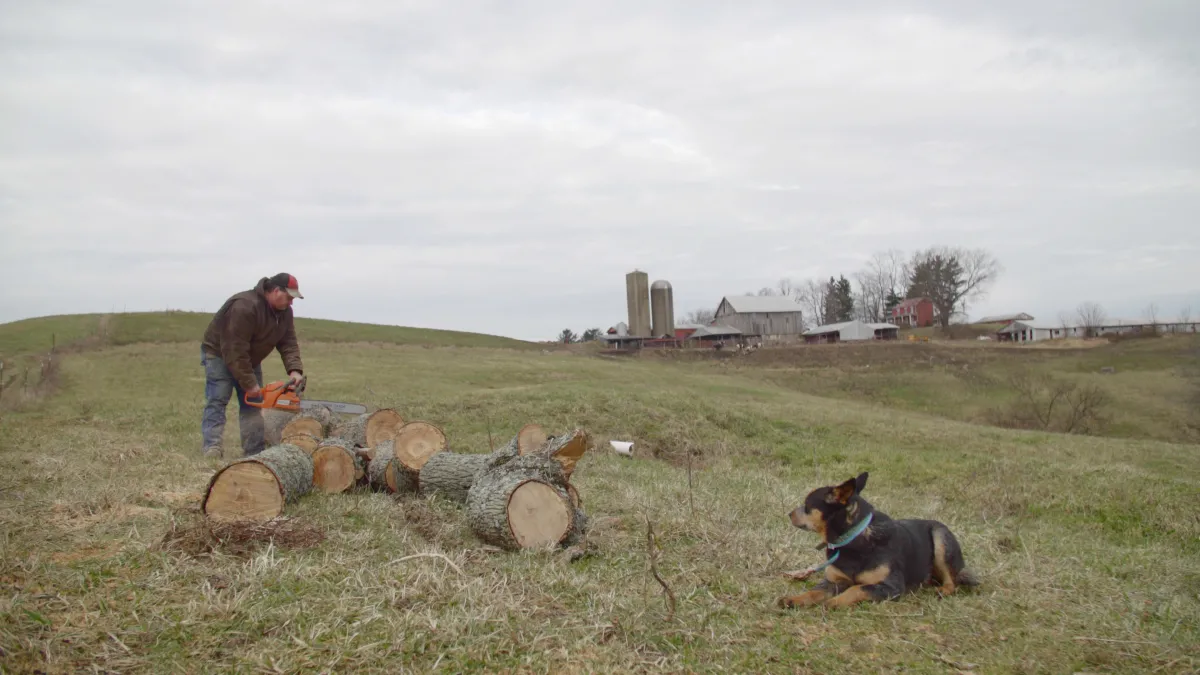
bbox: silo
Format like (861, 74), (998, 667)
(651, 280), (675, 338)
(625, 270), (651, 337)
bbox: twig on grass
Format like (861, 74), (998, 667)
(1072, 636), (1160, 646)
(645, 516), (676, 622)
(387, 552), (466, 577)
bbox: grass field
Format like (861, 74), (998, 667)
(1, 314), (1198, 673)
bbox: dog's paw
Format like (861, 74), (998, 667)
(777, 595), (798, 609)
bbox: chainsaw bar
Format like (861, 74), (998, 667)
(300, 399), (367, 415)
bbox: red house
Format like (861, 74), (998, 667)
(891, 297), (934, 328)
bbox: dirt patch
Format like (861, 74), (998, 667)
(157, 514), (326, 558)
(50, 543), (121, 564)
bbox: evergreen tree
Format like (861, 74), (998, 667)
(884, 288), (903, 314)
(834, 275), (854, 322)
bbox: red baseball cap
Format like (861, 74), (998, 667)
(269, 273), (304, 299)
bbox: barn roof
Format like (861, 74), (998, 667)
(687, 324), (743, 338)
(719, 295), (804, 314)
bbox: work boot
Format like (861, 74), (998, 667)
(203, 446), (224, 459)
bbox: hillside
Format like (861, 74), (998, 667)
(646, 334), (1200, 445)
(0, 311), (538, 358)
(0, 316), (1196, 672)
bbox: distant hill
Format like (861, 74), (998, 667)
(0, 311), (537, 357)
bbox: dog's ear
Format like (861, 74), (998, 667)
(855, 472), (869, 494)
(830, 476), (859, 504)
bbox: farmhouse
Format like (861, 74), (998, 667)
(890, 297), (934, 328)
(713, 295), (804, 340)
(803, 320), (899, 344)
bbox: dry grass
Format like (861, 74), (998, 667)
(0, 335), (1197, 673)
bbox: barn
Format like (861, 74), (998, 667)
(803, 320), (899, 344)
(712, 295), (804, 340)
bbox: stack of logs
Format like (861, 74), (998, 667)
(201, 406), (590, 551)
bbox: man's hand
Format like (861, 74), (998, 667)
(288, 371), (304, 388)
(246, 384), (262, 400)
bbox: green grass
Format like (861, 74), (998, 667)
(0, 316), (1198, 672)
(698, 337), (1200, 445)
(0, 311), (538, 360)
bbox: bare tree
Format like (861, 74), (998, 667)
(776, 277), (795, 297)
(795, 279), (830, 330)
(681, 308), (715, 325)
(1143, 302), (1160, 327)
(853, 249), (908, 323)
(1179, 306), (1193, 334)
(906, 246), (1002, 329)
(1076, 302), (1106, 338)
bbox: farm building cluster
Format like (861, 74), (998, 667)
(600, 270), (1199, 351)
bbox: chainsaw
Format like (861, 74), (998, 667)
(243, 376), (367, 415)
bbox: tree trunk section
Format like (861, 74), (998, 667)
(418, 452), (490, 503)
(367, 440), (396, 492)
(466, 474), (576, 551)
(541, 428), (590, 480)
(365, 408), (405, 448)
(311, 438), (361, 493)
(281, 405), (334, 441)
(202, 443), (313, 522)
(387, 421), (447, 495)
(517, 424), (549, 455)
(332, 413), (370, 448)
(263, 409), (297, 445)
(282, 433), (320, 456)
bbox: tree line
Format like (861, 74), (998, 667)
(681, 245), (1004, 331)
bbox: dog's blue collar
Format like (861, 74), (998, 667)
(811, 511), (874, 573)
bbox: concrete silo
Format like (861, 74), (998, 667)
(651, 279), (675, 338)
(625, 270), (651, 337)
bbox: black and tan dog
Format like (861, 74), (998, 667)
(777, 472), (978, 609)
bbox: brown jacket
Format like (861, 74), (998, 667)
(202, 277), (303, 391)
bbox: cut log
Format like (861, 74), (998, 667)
(540, 428), (590, 480)
(263, 409), (297, 446)
(367, 440), (395, 492)
(516, 424), (549, 455)
(202, 443), (313, 522)
(281, 405), (334, 441)
(466, 474), (577, 551)
(385, 421), (447, 494)
(311, 438), (362, 493)
(418, 452), (490, 503)
(282, 433), (320, 456)
(365, 408), (405, 448)
(416, 427), (528, 503)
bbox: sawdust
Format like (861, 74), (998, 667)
(157, 514), (326, 558)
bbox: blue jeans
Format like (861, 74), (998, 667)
(201, 347), (265, 456)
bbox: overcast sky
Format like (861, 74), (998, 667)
(2, 1), (1197, 341)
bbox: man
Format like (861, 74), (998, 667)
(200, 273), (305, 458)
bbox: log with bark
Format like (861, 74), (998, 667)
(466, 474), (580, 551)
(263, 409), (297, 446)
(363, 422), (447, 494)
(418, 427), (527, 503)
(280, 405), (335, 442)
(202, 443), (314, 522)
(331, 409), (405, 450)
(282, 432), (321, 456)
(310, 438), (363, 493)
(462, 427), (592, 550)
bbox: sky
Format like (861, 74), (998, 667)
(2, 1), (1198, 341)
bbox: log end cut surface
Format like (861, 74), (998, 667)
(204, 462), (282, 522)
(312, 445), (357, 493)
(517, 424), (549, 455)
(394, 422), (446, 470)
(365, 409), (405, 447)
(508, 480), (572, 548)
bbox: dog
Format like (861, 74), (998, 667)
(777, 472), (979, 609)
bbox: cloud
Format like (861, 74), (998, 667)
(1, 1), (1198, 340)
